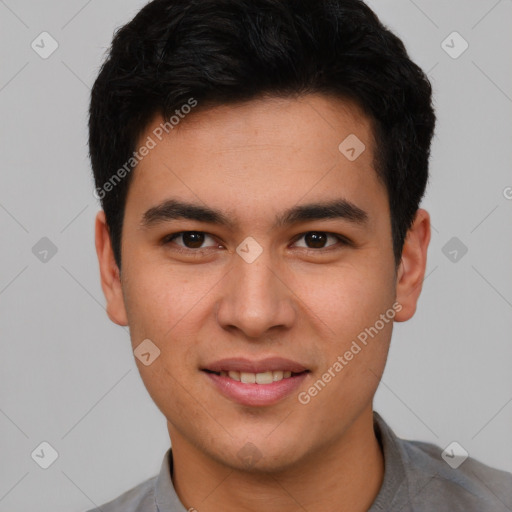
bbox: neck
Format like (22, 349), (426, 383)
(168, 407), (384, 512)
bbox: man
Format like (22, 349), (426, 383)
(88, 0), (512, 510)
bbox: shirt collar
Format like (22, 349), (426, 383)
(368, 411), (409, 511)
(153, 448), (187, 512)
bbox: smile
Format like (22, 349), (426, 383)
(206, 369), (300, 384)
(201, 357), (310, 406)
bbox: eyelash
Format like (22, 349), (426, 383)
(161, 231), (352, 254)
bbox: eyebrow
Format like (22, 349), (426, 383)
(140, 198), (368, 230)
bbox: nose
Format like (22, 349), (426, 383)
(215, 246), (297, 340)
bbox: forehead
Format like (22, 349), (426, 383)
(166, 94), (376, 159)
(125, 94), (387, 228)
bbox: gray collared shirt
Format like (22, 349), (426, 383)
(86, 412), (512, 511)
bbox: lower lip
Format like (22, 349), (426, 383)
(203, 371), (308, 407)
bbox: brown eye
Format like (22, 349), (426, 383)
(305, 232), (328, 248)
(181, 232), (205, 248)
(164, 231), (217, 250)
(293, 231), (344, 250)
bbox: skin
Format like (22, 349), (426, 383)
(95, 94), (430, 512)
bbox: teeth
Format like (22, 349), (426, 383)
(219, 370), (297, 384)
(240, 372), (256, 384)
(228, 371), (241, 381)
(273, 370), (284, 381)
(255, 371), (273, 384)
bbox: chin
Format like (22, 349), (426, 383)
(210, 434), (309, 475)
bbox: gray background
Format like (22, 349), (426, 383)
(0, 0), (511, 510)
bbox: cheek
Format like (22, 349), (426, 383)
(136, 360), (203, 433)
(121, 259), (212, 391)
(298, 261), (396, 398)
(295, 262), (396, 343)
(122, 257), (209, 341)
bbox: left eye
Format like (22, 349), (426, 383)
(292, 232), (344, 249)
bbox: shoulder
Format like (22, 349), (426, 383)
(401, 437), (512, 511)
(85, 475), (157, 512)
(372, 412), (512, 511)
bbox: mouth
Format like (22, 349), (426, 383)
(201, 357), (310, 406)
(202, 369), (307, 384)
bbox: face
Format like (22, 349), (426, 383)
(96, 94), (429, 473)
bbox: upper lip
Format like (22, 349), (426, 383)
(202, 357), (308, 374)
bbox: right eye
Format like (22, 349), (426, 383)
(162, 231), (221, 251)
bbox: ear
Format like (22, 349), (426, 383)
(394, 208), (431, 322)
(95, 210), (128, 326)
